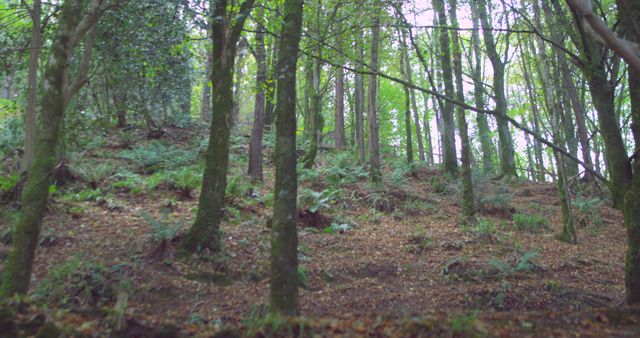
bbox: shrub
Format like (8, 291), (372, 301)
(297, 266), (309, 288)
(489, 250), (540, 275)
(0, 113), (23, 157)
(140, 210), (181, 244)
(572, 193), (605, 227)
(0, 174), (19, 193)
(298, 188), (338, 213)
(471, 218), (496, 236)
(62, 188), (104, 202)
(511, 213), (548, 232)
(225, 174), (253, 199)
(146, 165), (202, 197)
(116, 141), (197, 172)
(35, 257), (116, 307)
(110, 171), (145, 194)
(68, 161), (114, 188)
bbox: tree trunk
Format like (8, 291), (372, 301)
(302, 55), (322, 169)
(397, 19), (425, 162)
(114, 92), (127, 128)
(398, 27), (413, 163)
(434, 0), (458, 176)
(179, 0), (255, 255)
(232, 45), (247, 128)
(21, 0), (41, 173)
(355, 31), (366, 163)
(471, 7), (496, 174)
(368, 14), (381, 182)
(264, 38), (279, 129)
(200, 50), (213, 121)
(614, 0), (640, 304)
(248, 9), (267, 182)
(422, 91), (435, 165)
(476, 0), (517, 177)
(270, 0), (303, 316)
(1, 0), (102, 296)
(335, 65), (346, 150)
(449, 0), (474, 219)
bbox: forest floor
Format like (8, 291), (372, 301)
(1, 126), (639, 337)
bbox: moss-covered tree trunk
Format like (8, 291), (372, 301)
(615, 0), (640, 304)
(21, 0), (41, 173)
(200, 50), (213, 122)
(470, 8), (496, 174)
(449, 0), (474, 220)
(1, 0), (101, 296)
(368, 14), (381, 182)
(355, 31), (366, 164)
(476, 0), (517, 177)
(422, 91), (435, 166)
(264, 35), (279, 130)
(434, 0), (458, 176)
(179, 0), (255, 255)
(270, 0), (304, 316)
(248, 8), (267, 183)
(398, 29), (414, 164)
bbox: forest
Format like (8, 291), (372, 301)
(1, 0), (640, 336)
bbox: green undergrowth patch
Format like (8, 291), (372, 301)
(511, 213), (549, 233)
(34, 257), (133, 308)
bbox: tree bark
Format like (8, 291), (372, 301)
(179, 0), (255, 255)
(449, 0), (474, 219)
(21, 0), (41, 173)
(1, 0), (104, 296)
(355, 31), (366, 163)
(200, 50), (213, 121)
(270, 0), (304, 316)
(335, 65), (346, 150)
(471, 7), (496, 174)
(368, 14), (381, 182)
(248, 8), (267, 182)
(434, 0), (458, 176)
(476, 0), (517, 177)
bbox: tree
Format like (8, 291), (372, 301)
(434, 0), (458, 176)
(21, 0), (41, 173)
(270, 0), (304, 317)
(248, 6), (267, 182)
(1, 0), (107, 296)
(178, 0), (255, 255)
(449, 0), (474, 219)
(470, 7), (497, 174)
(476, 0), (517, 177)
(368, 13), (381, 182)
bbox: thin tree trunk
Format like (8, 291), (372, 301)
(471, 7), (496, 173)
(355, 31), (366, 163)
(476, 0), (517, 177)
(335, 65), (346, 149)
(270, 0), (304, 316)
(21, 0), (41, 173)
(400, 50), (414, 163)
(264, 37), (279, 129)
(434, 0), (458, 176)
(395, 15), (425, 162)
(200, 49), (213, 121)
(248, 9), (267, 182)
(449, 0), (474, 219)
(422, 91), (434, 165)
(368, 14), (381, 182)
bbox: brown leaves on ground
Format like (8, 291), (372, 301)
(0, 142), (631, 336)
